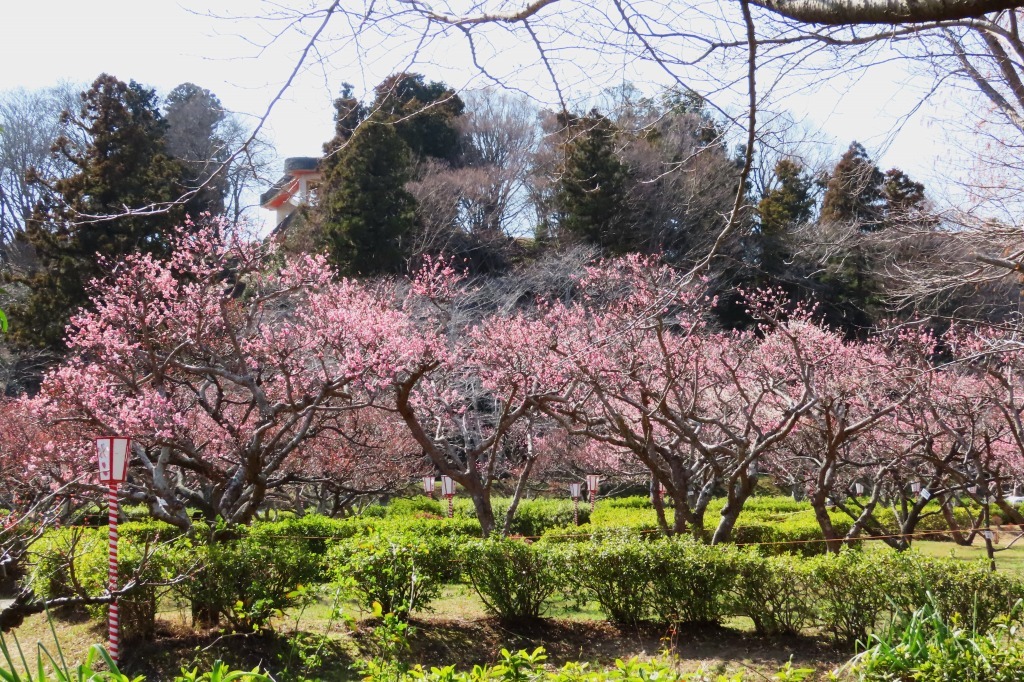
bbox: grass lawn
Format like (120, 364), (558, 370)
(871, 535), (1024, 575)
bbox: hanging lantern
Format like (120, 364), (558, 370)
(586, 474), (600, 512)
(95, 437), (131, 485)
(569, 482), (582, 500)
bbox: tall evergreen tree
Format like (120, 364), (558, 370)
(815, 152), (927, 334)
(324, 83), (368, 154)
(373, 73), (464, 162)
(164, 82), (229, 217)
(15, 74), (185, 353)
(820, 141), (885, 229)
(318, 121), (416, 275)
(756, 158), (814, 279)
(314, 74), (463, 274)
(881, 167), (926, 216)
(554, 111), (632, 253)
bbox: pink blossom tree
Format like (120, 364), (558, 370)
(34, 223), (412, 529)
(757, 315), (923, 551)
(944, 327), (1024, 523)
(477, 259), (817, 542)
(389, 256), (562, 537)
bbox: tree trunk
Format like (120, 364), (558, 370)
(468, 486), (496, 538)
(940, 500), (974, 546)
(651, 480), (671, 535)
(810, 497), (843, 554)
(711, 474), (756, 545)
(502, 439), (538, 536)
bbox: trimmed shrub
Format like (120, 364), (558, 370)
(732, 513), (858, 557)
(246, 514), (355, 583)
(647, 538), (743, 625)
(492, 498), (591, 537)
(362, 504), (389, 518)
(908, 557), (1024, 632)
(385, 516), (483, 541)
(385, 497), (447, 518)
(328, 533), (457, 616)
(588, 505), (659, 533)
(29, 524), (186, 641)
(27, 527), (102, 603)
(806, 549), (898, 644)
(173, 524), (321, 631)
(732, 553), (815, 635)
(600, 496), (652, 510)
(463, 538), (562, 620)
(555, 537), (654, 624)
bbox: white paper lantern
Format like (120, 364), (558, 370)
(586, 474), (600, 494)
(440, 475), (456, 497)
(422, 476), (436, 494)
(96, 437), (131, 484)
(569, 482), (582, 499)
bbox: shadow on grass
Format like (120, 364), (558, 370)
(123, 625), (359, 682)
(400, 616), (845, 675)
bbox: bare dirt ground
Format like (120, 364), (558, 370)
(2, 606), (850, 680)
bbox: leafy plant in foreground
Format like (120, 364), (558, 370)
(847, 599), (1024, 682)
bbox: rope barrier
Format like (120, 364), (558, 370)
(138, 523), (1019, 548)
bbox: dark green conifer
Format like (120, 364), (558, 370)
(15, 74), (185, 353)
(314, 74), (463, 275)
(756, 159), (814, 278)
(820, 141), (885, 228)
(318, 121), (416, 276)
(164, 82), (229, 217)
(553, 111), (632, 253)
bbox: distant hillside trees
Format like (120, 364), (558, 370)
(164, 82), (277, 225)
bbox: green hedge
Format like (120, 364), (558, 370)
(463, 538), (563, 620)
(23, 498), (1024, 642)
(327, 532), (460, 616)
(27, 524), (187, 641)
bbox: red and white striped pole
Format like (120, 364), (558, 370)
(107, 483), (120, 663)
(96, 436), (130, 666)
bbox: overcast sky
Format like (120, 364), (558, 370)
(1, 1), (965, 230)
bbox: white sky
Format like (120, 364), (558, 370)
(0, 1), (970, 231)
